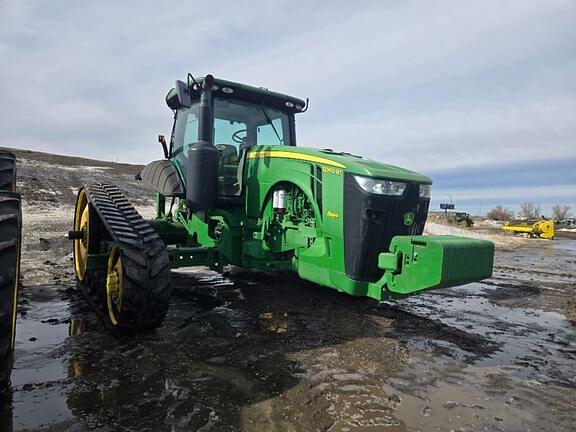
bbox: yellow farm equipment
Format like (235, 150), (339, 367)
(502, 219), (555, 239)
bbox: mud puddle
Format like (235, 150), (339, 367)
(386, 283), (576, 385)
(383, 238), (576, 389)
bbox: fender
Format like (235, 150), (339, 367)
(139, 160), (185, 197)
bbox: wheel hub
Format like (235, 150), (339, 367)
(106, 270), (120, 302)
(105, 246), (124, 325)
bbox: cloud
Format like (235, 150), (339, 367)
(433, 184), (574, 201)
(302, 94), (576, 172)
(429, 157), (576, 189)
(1, 0), (575, 209)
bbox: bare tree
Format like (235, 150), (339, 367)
(518, 202), (542, 220)
(551, 204), (572, 220)
(487, 205), (514, 221)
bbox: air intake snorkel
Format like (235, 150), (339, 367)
(197, 74), (215, 147)
(186, 74), (220, 211)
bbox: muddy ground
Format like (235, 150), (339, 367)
(1, 148), (575, 431)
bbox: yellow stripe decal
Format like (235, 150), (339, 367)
(248, 151), (346, 169)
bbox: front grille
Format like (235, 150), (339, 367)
(343, 173), (429, 281)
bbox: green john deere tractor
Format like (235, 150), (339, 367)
(0, 151), (22, 390)
(69, 74), (494, 330)
(451, 212), (474, 228)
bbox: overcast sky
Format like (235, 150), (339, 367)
(1, 0), (575, 215)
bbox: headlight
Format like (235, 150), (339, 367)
(353, 175), (406, 196)
(419, 184), (431, 199)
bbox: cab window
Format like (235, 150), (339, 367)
(213, 99), (292, 196)
(257, 117), (284, 145)
(172, 103), (199, 175)
(213, 117), (246, 196)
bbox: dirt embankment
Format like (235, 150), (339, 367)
(1, 146), (156, 286)
(2, 146), (151, 208)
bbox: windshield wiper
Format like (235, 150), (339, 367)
(259, 107), (283, 144)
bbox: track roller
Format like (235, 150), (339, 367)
(72, 183), (172, 330)
(0, 158), (22, 390)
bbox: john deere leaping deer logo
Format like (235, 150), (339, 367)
(403, 212), (415, 226)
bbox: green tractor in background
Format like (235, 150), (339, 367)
(69, 74), (494, 330)
(0, 151), (22, 390)
(451, 212), (475, 228)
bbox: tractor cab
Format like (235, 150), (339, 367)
(164, 75), (306, 199)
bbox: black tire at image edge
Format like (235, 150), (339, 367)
(0, 151), (17, 192)
(0, 191), (22, 389)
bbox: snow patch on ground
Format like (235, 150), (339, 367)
(81, 165), (112, 172)
(36, 188), (60, 195)
(22, 203), (75, 225)
(19, 158), (112, 172)
(424, 221), (530, 249)
(475, 219), (504, 228)
(22, 203), (156, 224)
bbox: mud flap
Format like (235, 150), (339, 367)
(371, 235), (494, 299)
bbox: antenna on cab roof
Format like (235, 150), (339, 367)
(187, 73), (200, 89)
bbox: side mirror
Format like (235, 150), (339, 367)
(158, 135), (169, 158)
(175, 80), (192, 108)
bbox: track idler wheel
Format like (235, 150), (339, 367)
(72, 183), (172, 330)
(72, 189), (102, 282)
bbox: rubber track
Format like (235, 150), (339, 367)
(0, 152), (16, 192)
(81, 183), (172, 330)
(0, 192), (21, 386)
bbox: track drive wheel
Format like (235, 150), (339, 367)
(73, 184), (172, 330)
(0, 191), (21, 391)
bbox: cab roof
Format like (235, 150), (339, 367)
(165, 76), (307, 114)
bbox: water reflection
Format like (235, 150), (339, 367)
(69, 318), (85, 337)
(258, 311), (289, 333)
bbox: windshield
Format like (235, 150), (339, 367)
(172, 98), (292, 195)
(213, 98), (291, 148)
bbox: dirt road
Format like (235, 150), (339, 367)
(1, 148), (575, 431)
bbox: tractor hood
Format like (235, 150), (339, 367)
(249, 146), (432, 184)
